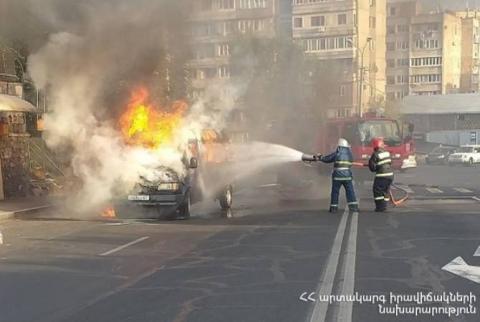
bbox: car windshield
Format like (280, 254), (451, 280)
(431, 147), (454, 154)
(458, 147), (474, 153)
(358, 120), (401, 146)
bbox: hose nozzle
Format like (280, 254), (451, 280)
(302, 154), (318, 162)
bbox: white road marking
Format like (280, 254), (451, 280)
(426, 187), (444, 194)
(338, 211), (358, 322)
(396, 185), (414, 194)
(99, 236), (150, 256)
(454, 188), (473, 193)
(258, 183), (279, 188)
(309, 209), (350, 322)
(442, 257), (480, 284)
(475, 246), (480, 257)
(472, 197), (480, 203)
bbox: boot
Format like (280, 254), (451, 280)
(329, 206), (338, 213)
(349, 205), (360, 212)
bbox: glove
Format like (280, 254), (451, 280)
(316, 154), (323, 161)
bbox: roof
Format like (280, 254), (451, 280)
(0, 94), (37, 113)
(400, 94), (480, 115)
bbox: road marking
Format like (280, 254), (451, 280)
(472, 197), (480, 203)
(426, 187), (444, 194)
(396, 185), (414, 194)
(475, 246), (480, 257)
(258, 183), (279, 188)
(309, 209), (349, 322)
(99, 236), (150, 256)
(442, 257), (480, 284)
(454, 188), (473, 193)
(338, 211), (358, 322)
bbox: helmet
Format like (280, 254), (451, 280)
(371, 137), (385, 150)
(337, 138), (350, 148)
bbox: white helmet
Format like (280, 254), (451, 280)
(338, 138), (350, 148)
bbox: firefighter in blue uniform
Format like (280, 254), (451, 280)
(369, 137), (394, 212)
(317, 138), (359, 213)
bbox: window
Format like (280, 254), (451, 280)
(340, 85), (346, 96)
(410, 57), (442, 66)
(387, 42), (395, 51)
(397, 41), (409, 50)
(218, 66), (230, 78)
(213, 0), (235, 10)
(387, 26), (395, 34)
(216, 44), (230, 56)
(387, 59), (395, 68)
(338, 14), (347, 25)
(415, 39), (440, 49)
(410, 74), (441, 83)
(397, 24), (409, 33)
(294, 17), (303, 28)
(396, 75), (407, 84)
(303, 36), (353, 52)
(239, 0), (266, 9)
(387, 76), (395, 85)
(311, 16), (325, 27)
(389, 6), (396, 16)
(397, 58), (409, 66)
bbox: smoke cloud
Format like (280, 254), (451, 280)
(25, 0), (242, 211)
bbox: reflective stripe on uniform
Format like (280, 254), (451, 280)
(330, 204), (338, 207)
(376, 172), (394, 177)
(378, 151), (390, 159)
(335, 167), (351, 170)
(377, 159), (392, 166)
(333, 177), (352, 181)
(348, 202), (358, 205)
(384, 198), (390, 201)
(374, 196), (385, 200)
(335, 161), (353, 165)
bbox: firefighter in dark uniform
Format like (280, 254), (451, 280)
(369, 137), (394, 212)
(317, 138), (359, 213)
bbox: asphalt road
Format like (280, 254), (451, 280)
(0, 164), (479, 322)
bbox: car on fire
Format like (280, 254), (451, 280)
(114, 130), (234, 220)
(447, 145), (480, 166)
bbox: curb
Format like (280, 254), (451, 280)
(0, 204), (53, 221)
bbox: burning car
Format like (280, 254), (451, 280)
(112, 88), (233, 220)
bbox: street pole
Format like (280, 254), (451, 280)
(358, 38), (371, 118)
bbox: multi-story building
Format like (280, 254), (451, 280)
(386, 1), (474, 100)
(292, 0), (386, 118)
(457, 10), (480, 93)
(188, 0), (291, 97)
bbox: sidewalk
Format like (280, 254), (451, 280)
(0, 197), (56, 220)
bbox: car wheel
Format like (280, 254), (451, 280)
(177, 192), (191, 219)
(219, 185), (233, 210)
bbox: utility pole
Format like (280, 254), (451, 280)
(358, 37), (372, 117)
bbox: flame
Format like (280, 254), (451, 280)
(101, 206), (116, 219)
(118, 87), (188, 149)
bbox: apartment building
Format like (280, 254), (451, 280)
(386, 1), (473, 100)
(292, 0), (386, 118)
(457, 10), (480, 93)
(188, 0), (290, 96)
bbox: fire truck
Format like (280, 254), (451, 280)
(317, 113), (417, 172)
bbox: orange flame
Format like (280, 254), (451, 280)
(101, 206), (116, 219)
(118, 87), (188, 149)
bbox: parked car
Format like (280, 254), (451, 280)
(447, 145), (480, 166)
(426, 146), (457, 165)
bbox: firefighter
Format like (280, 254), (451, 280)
(317, 138), (359, 213)
(369, 137), (394, 212)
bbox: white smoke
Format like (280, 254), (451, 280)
(24, 2), (186, 210)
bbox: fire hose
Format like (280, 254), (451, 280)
(301, 155), (409, 207)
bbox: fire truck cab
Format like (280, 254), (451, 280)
(318, 114), (417, 172)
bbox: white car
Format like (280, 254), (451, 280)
(447, 145), (480, 166)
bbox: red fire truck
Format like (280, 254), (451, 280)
(317, 113), (417, 172)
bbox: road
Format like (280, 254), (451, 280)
(0, 164), (479, 322)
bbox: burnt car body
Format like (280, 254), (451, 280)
(426, 146), (457, 165)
